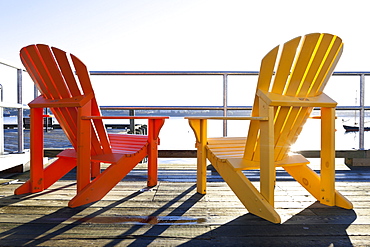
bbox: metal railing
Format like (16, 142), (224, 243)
(1, 67), (370, 154)
(0, 61), (26, 155)
(91, 71), (260, 137)
(332, 72), (370, 149)
(91, 71), (370, 149)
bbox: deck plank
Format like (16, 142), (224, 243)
(0, 159), (369, 246)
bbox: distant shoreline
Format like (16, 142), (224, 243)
(3, 109), (369, 118)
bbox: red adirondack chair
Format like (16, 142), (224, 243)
(15, 44), (168, 207)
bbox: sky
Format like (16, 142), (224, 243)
(1, 0), (370, 106)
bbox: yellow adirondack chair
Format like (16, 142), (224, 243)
(15, 44), (168, 207)
(186, 33), (353, 223)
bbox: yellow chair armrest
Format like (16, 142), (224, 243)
(257, 89), (337, 108)
(186, 116), (268, 143)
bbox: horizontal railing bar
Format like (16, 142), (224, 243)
(0, 61), (26, 71)
(1, 105), (364, 113)
(332, 71), (370, 76)
(89, 71), (370, 76)
(335, 106), (370, 110)
(99, 106), (370, 111)
(89, 71), (260, 76)
(2, 105), (367, 111)
(0, 61), (22, 70)
(100, 106), (251, 110)
(2, 61), (370, 76)
(0, 103), (28, 109)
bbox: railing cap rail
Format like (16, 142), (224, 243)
(89, 71), (260, 75)
(89, 71), (370, 76)
(0, 61), (23, 70)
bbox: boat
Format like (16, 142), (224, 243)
(3, 110), (11, 117)
(343, 124), (370, 132)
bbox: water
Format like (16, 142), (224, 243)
(292, 118), (368, 151)
(3, 116), (370, 158)
(158, 117), (370, 151)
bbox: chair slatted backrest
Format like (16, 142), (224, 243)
(244, 33), (343, 162)
(20, 44), (112, 155)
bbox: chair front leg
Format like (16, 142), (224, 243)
(91, 161), (101, 178)
(188, 119), (208, 194)
(77, 101), (92, 193)
(320, 107), (336, 206)
(259, 101), (275, 206)
(147, 118), (165, 187)
(30, 107), (45, 193)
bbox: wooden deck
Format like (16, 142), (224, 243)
(0, 159), (369, 246)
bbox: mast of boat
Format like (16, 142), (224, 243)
(354, 90), (358, 125)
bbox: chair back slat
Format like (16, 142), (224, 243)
(244, 33), (343, 162)
(21, 45), (79, 147)
(70, 54), (111, 153)
(271, 36), (302, 94)
(284, 33), (323, 97)
(244, 46), (279, 160)
(37, 45), (81, 148)
(311, 37), (343, 95)
(20, 44), (112, 155)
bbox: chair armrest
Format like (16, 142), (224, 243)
(186, 116), (267, 144)
(82, 116), (169, 120)
(257, 89), (337, 107)
(82, 116), (168, 140)
(29, 93), (94, 108)
(309, 116), (338, 119)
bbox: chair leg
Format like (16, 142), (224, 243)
(188, 119), (207, 194)
(68, 150), (147, 208)
(30, 107), (45, 193)
(43, 157), (77, 188)
(213, 160), (281, 223)
(15, 157), (76, 195)
(14, 180), (32, 195)
(259, 103), (275, 206)
(15, 107), (45, 195)
(147, 142), (158, 187)
(320, 107), (336, 205)
(283, 164), (353, 209)
(91, 161), (101, 178)
(196, 144), (207, 194)
(147, 119), (165, 187)
(76, 102), (92, 193)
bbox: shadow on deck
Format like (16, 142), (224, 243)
(0, 160), (368, 246)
